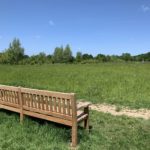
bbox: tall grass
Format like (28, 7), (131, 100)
(0, 63), (150, 108)
(0, 110), (149, 150)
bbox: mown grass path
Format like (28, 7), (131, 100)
(90, 103), (150, 120)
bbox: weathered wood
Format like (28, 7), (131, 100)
(0, 104), (20, 113)
(71, 94), (78, 147)
(0, 100), (20, 108)
(77, 101), (91, 110)
(23, 110), (72, 126)
(21, 87), (74, 99)
(0, 85), (91, 147)
(18, 87), (24, 123)
(0, 85), (19, 92)
(83, 106), (89, 130)
(23, 105), (72, 120)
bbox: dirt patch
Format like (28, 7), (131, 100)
(90, 103), (150, 120)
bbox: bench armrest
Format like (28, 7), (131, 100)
(77, 101), (91, 110)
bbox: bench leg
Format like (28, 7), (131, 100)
(84, 117), (89, 131)
(84, 107), (89, 131)
(20, 112), (24, 123)
(72, 123), (77, 147)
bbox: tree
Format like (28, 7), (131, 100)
(76, 51), (82, 62)
(121, 53), (132, 61)
(37, 52), (47, 64)
(63, 44), (73, 63)
(4, 38), (24, 64)
(96, 54), (107, 62)
(82, 53), (93, 60)
(52, 46), (63, 63)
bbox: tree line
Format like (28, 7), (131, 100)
(0, 38), (150, 65)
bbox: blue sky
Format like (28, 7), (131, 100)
(0, 0), (150, 56)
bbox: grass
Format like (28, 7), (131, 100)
(0, 63), (149, 149)
(0, 110), (149, 150)
(0, 63), (150, 108)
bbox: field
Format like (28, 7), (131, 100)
(0, 63), (150, 108)
(0, 63), (150, 149)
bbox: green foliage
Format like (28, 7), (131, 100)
(3, 38), (24, 64)
(96, 54), (107, 62)
(63, 44), (73, 63)
(52, 45), (73, 63)
(52, 46), (63, 63)
(121, 53), (132, 61)
(1, 38), (150, 65)
(134, 52), (150, 61)
(82, 53), (93, 60)
(76, 51), (82, 62)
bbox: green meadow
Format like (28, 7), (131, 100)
(0, 63), (150, 108)
(0, 63), (150, 150)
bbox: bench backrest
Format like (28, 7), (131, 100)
(0, 85), (76, 120)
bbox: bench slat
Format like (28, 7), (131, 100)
(23, 110), (72, 126)
(21, 87), (74, 100)
(23, 105), (72, 121)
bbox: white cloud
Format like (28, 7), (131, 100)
(48, 20), (55, 26)
(141, 5), (150, 12)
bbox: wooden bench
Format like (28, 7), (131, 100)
(0, 85), (91, 147)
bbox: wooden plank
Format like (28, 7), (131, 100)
(9, 91), (12, 103)
(11, 91), (15, 104)
(23, 105), (72, 121)
(8, 91), (11, 103)
(71, 93), (77, 147)
(0, 100), (20, 108)
(3, 90), (7, 102)
(21, 87), (74, 99)
(18, 87), (24, 122)
(23, 93), (27, 106)
(30, 94), (33, 108)
(45, 96), (49, 111)
(77, 102), (91, 110)
(6, 90), (9, 102)
(32, 94), (35, 108)
(0, 104), (20, 113)
(0, 85), (19, 92)
(24, 110), (72, 126)
(14, 92), (17, 104)
(36, 95), (40, 110)
(53, 97), (57, 112)
(27, 93), (30, 107)
(62, 98), (66, 115)
(67, 99), (71, 116)
(77, 114), (88, 123)
(1, 90), (4, 101)
(4, 90), (7, 102)
(41, 95), (45, 110)
(58, 98), (61, 113)
(34, 95), (38, 109)
(49, 96), (52, 111)
(8, 91), (12, 103)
